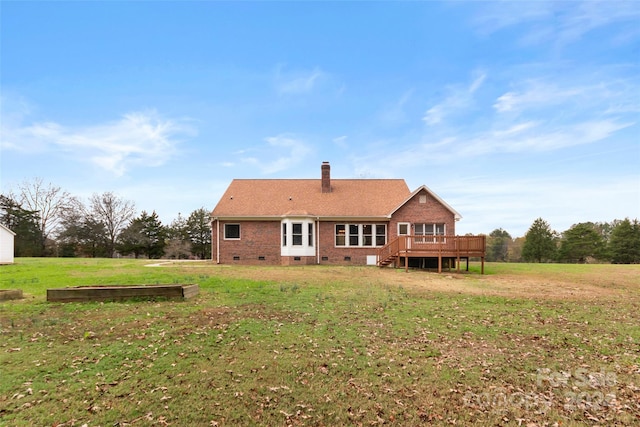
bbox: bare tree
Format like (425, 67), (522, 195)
(13, 178), (80, 253)
(89, 191), (136, 257)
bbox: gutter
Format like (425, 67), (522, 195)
(211, 217), (220, 264)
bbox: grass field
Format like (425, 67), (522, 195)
(0, 259), (638, 426)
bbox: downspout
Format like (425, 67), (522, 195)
(316, 218), (320, 264)
(216, 218), (220, 264)
(209, 217), (215, 262)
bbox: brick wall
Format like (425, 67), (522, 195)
(212, 220), (282, 265)
(388, 189), (456, 239)
(317, 221), (384, 265)
(211, 188), (457, 266)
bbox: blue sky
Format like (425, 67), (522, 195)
(1, 1), (639, 237)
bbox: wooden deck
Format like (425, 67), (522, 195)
(377, 235), (486, 273)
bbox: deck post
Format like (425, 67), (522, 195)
(378, 235), (486, 274)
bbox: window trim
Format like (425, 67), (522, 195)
(376, 224), (387, 246)
(335, 223), (387, 248)
(398, 222), (410, 236)
(414, 223), (446, 243)
(282, 223), (287, 246)
(224, 223), (241, 240)
(281, 218), (315, 257)
(292, 223), (303, 246)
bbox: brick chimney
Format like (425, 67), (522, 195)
(321, 161), (331, 193)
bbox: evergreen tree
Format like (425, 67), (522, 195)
(486, 228), (512, 262)
(116, 211), (167, 259)
(58, 213), (109, 258)
(117, 219), (147, 258)
(558, 222), (605, 263)
(609, 218), (640, 264)
(165, 213), (191, 259)
(186, 207), (212, 260)
(138, 211), (167, 259)
(0, 194), (43, 256)
(522, 218), (557, 263)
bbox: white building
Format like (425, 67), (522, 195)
(0, 224), (16, 264)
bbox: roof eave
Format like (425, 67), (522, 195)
(389, 185), (462, 220)
(211, 215), (391, 222)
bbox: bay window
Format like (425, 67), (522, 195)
(281, 218), (315, 256)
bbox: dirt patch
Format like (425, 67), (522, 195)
(189, 304), (305, 329)
(393, 272), (637, 301)
(157, 262), (639, 302)
(0, 289), (23, 301)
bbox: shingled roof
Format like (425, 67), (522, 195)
(211, 178), (411, 219)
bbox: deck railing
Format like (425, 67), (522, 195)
(377, 235), (486, 272)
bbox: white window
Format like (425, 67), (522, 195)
(376, 225), (387, 246)
(363, 225), (373, 246)
(292, 223), (303, 246)
(282, 223), (287, 246)
(281, 218), (315, 256)
(336, 224), (346, 246)
(335, 224), (387, 247)
(349, 225), (359, 246)
(415, 223), (446, 242)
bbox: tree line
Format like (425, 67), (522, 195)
(485, 217), (640, 264)
(2, 179), (638, 263)
(1, 178), (211, 259)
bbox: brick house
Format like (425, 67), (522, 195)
(210, 162), (485, 271)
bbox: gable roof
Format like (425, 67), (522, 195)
(212, 179), (411, 219)
(391, 185), (462, 221)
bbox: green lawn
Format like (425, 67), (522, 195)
(1, 259), (638, 426)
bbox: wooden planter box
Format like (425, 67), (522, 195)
(0, 289), (23, 301)
(47, 284), (199, 302)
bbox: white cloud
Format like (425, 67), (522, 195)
(459, 119), (634, 157)
(493, 80), (591, 113)
(379, 89), (414, 126)
(473, 1), (553, 35)
(1, 108), (193, 177)
(333, 135), (348, 148)
(557, 1), (640, 45)
(241, 134), (312, 175)
(423, 70), (486, 125)
(275, 66), (325, 95)
(354, 67), (638, 187)
(443, 174), (640, 237)
(491, 121), (539, 137)
(473, 0), (640, 47)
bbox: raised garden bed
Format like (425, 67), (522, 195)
(0, 289), (24, 301)
(47, 284), (199, 302)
